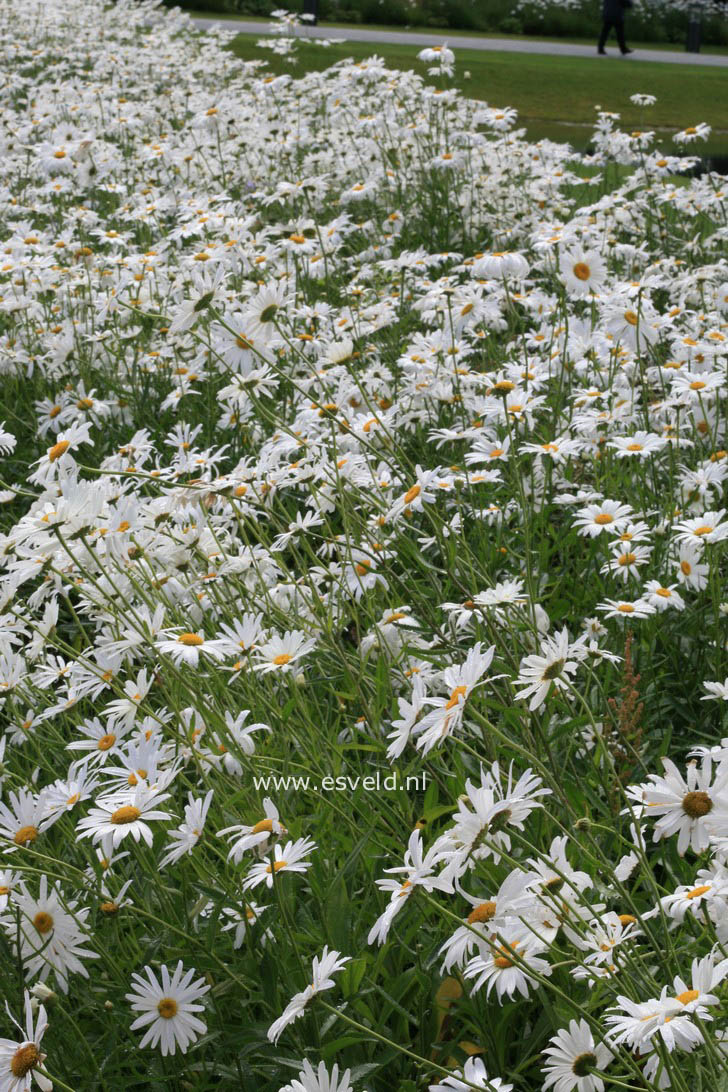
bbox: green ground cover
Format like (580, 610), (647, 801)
(228, 34), (728, 154)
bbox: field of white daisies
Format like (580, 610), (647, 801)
(1, 1), (728, 1090)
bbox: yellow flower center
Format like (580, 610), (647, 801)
(110, 805), (141, 825)
(404, 484), (421, 505)
(445, 685), (468, 711)
(693, 525), (713, 536)
(624, 310), (639, 326)
(467, 900), (497, 924)
(177, 632), (204, 646)
(14, 824), (38, 846)
(265, 860), (288, 873)
(48, 440), (69, 461)
(33, 911), (54, 935)
(157, 997), (179, 1019)
(273, 653), (292, 665)
(572, 262), (591, 281)
(11, 1044), (40, 1078)
(682, 791), (712, 818)
(594, 513), (613, 525)
(626, 443), (644, 452)
(97, 733), (116, 751)
(686, 884), (711, 899)
(251, 818), (275, 835)
(617, 604), (635, 613)
(675, 989), (699, 1005)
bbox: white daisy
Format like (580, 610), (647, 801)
(126, 961), (210, 1056)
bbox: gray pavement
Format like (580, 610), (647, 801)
(192, 17), (728, 67)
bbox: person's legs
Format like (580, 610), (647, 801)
(597, 17), (612, 51)
(615, 18), (630, 52)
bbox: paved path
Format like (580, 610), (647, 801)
(193, 17), (728, 67)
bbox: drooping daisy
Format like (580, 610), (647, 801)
(442, 762), (550, 870)
(218, 797), (287, 864)
(367, 829), (452, 946)
(268, 947), (351, 1043)
(414, 642), (496, 752)
(159, 790), (213, 868)
(126, 961), (210, 1056)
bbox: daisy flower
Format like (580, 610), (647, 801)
(514, 628), (585, 711)
(76, 785), (171, 853)
(560, 248), (606, 298)
(0, 422), (16, 455)
(0, 790), (57, 851)
(627, 757), (728, 855)
(429, 1056), (513, 1092)
(8, 876), (98, 994)
(243, 282), (289, 342)
(218, 797), (287, 864)
(367, 829), (451, 946)
(126, 961), (210, 1056)
(155, 630), (226, 668)
(253, 630), (317, 674)
(673, 509), (728, 545)
(543, 1019), (612, 1092)
(607, 432), (666, 459)
(674, 543), (708, 590)
(159, 790), (213, 868)
(660, 865), (728, 925)
(242, 837), (317, 891)
(0, 992), (51, 1092)
(602, 545), (651, 583)
(279, 1060), (354, 1092)
(268, 947), (350, 1043)
(596, 598), (656, 621)
(573, 500), (633, 537)
(702, 678), (728, 701)
(443, 762), (550, 869)
(463, 927), (551, 1001)
(414, 642), (496, 752)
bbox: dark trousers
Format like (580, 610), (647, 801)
(598, 17), (627, 51)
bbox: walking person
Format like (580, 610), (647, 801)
(597, 0), (633, 55)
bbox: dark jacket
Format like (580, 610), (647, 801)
(602, 0), (630, 18)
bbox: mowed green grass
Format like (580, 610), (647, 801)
(228, 34), (728, 153)
(191, 11), (728, 53)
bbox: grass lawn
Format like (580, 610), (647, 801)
(190, 10), (728, 53)
(228, 34), (728, 154)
